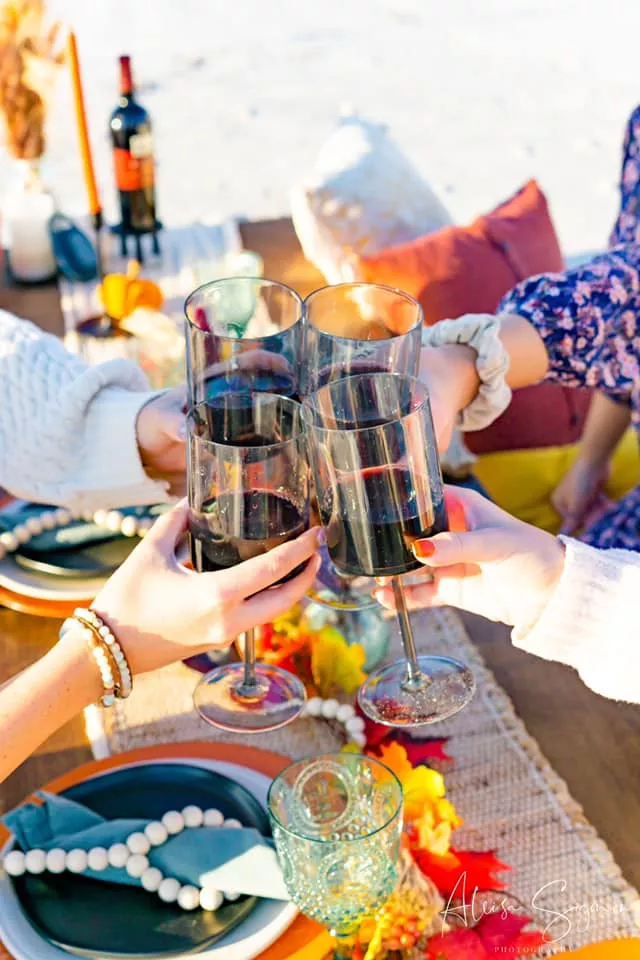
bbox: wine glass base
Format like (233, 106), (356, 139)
(194, 663), (306, 733)
(358, 655), (475, 727)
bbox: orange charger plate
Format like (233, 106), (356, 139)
(0, 741), (332, 960)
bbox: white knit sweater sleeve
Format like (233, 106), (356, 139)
(513, 536), (640, 704)
(0, 310), (170, 511)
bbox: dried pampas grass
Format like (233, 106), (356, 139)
(0, 0), (65, 159)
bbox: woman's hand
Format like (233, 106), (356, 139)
(551, 457), (610, 535)
(92, 500), (322, 675)
(374, 487), (565, 631)
(136, 387), (187, 495)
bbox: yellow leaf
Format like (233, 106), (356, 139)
(375, 742), (413, 784)
(435, 797), (463, 830)
(311, 626), (366, 697)
(402, 766), (446, 821)
(414, 805), (453, 855)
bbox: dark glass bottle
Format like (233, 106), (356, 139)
(109, 56), (157, 233)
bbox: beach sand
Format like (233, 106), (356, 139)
(41, 0), (640, 257)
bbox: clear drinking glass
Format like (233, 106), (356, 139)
(302, 372), (475, 726)
(302, 282), (423, 396)
(268, 753), (403, 957)
(185, 277), (304, 407)
(190, 393), (309, 732)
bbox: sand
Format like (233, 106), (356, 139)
(34, 0), (640, 257)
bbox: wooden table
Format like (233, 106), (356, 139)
(2, 219), (640, 892)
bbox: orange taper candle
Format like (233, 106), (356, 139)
(67, 31), (101, 218)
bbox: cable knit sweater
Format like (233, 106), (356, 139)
(514, 535), (640, 704)
(0, 310), (170, 511)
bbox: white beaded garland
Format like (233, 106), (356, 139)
(305, 696), (323, 717)
(126, 832), (151, 856)
(161, 810), (185, 835)
(157, 877), (181, 904)
(46, 848), (67, 874)
(108, 843), (129, 868)
(200, 887), (224, 912)
(65, 849), (88, 874)
(87, 847), (109, 872)
(3, 851), (26, 876)
(203, 808), (224, 828)
(141, 866), (164, 892)
(2, 805), (250, 915)
(126, 854), (149, 879)
(24, 849), (46, 874)
(300, 696), (368, 750)
(321, 698), (339, 719)
(177, 885), (201, 911)
(144, 821), (168, 846)
(336, 703), (356, 723)
(182, 805), (204, 829)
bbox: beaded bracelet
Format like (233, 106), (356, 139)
(59, 609), (133, 707)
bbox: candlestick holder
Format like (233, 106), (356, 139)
(110, 220), (163, 264)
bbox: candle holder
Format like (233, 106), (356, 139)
(3, 160), (57, 285)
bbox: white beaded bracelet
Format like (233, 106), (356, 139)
(73, 608), (133, 700)
(0, 507), (156, 563)
(2, 806), (242, 913)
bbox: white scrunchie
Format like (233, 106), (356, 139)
(422, 314), (512, 432)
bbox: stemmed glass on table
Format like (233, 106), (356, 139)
(268, 752), (403, 957)
(186, 279), (308, 733)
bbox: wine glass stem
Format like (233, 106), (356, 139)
(392, 577), (430, 691)
(243, 627), (257, 688)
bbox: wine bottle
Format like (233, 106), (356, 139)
(109, 55), (157, 234)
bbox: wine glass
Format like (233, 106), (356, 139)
(184, 277), (304, 406)
(268, 753), (403, 957)
(190, 393), (309, 733)
(302, 372), (475, 727)
(302, 282), (423, 396)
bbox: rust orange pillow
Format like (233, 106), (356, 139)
(356, 179), (563, 325)
(356, 180), (586, 454)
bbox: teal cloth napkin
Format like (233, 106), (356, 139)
(0, 502), (167, 553)
(3, 792), (288, 901)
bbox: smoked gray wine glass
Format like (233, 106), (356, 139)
(185, 277), (304, 407)
(189, 393), (309, 733)
(302, 282), (423, 396)
(301, 372), (475, 726)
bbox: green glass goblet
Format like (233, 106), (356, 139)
(267, 753), (403, 958)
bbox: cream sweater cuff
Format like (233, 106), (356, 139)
(513, 536), (640, 704)
(74, 387), (171, 511)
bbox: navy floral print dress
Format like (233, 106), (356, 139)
(499, 106), (640, 549)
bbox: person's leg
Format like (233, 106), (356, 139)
(609, 106), (640, 248)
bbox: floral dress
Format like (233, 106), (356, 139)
(498, 106), (640, 549)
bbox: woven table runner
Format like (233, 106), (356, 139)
(96, 608), (640, 953)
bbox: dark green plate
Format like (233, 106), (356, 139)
(14, 536), (139, 579)
(11, 763), (270, 958)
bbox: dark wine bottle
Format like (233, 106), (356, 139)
(109, 55), (157, 234)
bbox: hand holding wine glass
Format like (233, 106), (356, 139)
(302, 372), (475, 727)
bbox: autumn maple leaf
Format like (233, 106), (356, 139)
(424, 911), (549, 958)
(413, 848), (509, 898)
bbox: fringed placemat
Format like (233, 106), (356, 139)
(94, 607), (640, 953)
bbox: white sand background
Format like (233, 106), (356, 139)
(34, 0), (640, 257)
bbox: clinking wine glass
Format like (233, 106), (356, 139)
(184, 277), (304, 406)
(302, 282), (423, 396)
(302, 372), (475, 726)
(190, 393), (309, 733)
(268, 753), (403, 957)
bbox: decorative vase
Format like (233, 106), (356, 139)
(303, 588), (392, 673)
(3, 159), (57, 283)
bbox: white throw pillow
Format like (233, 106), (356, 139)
(291, 112), (452, 283)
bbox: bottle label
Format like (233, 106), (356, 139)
(113, 147), (154, 192)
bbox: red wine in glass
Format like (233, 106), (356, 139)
(320, 466), (448, 578)
(190, 490), (308, 586)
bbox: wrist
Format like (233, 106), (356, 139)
(54, 626), (104, 709)
(421, 343), (480, 413)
